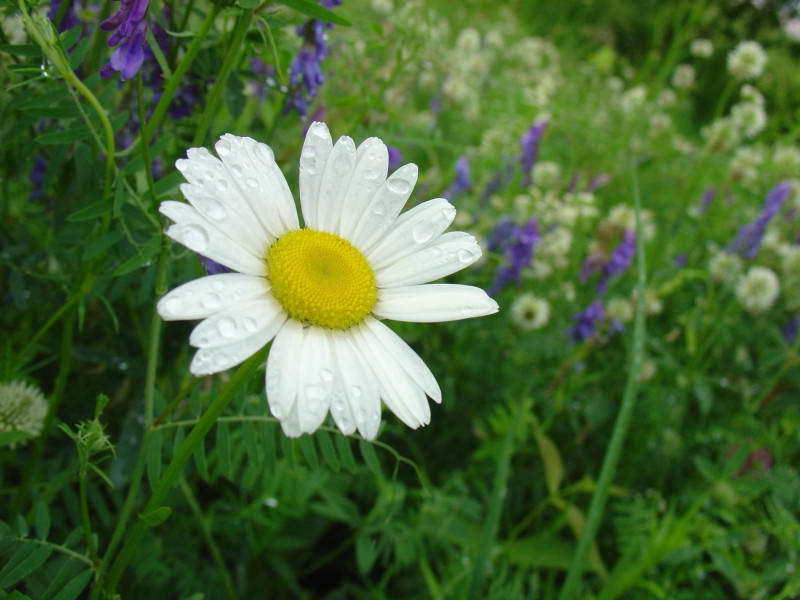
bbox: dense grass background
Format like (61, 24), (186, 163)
(1, 0), (800, 598)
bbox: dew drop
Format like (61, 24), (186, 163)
(387, 177), (411, 195)
(199, 336), (209, 346)
(333, 399), (345, 412)
(231, 164), (244, 177)
(334, 153), (352, 175)
(216, 140), (231, 157)
(412, 221), (435, 244)
(373, 203), (386, 216)
(458, 248), (476, 263)
(181, 224), (209, 251)
(246, 177), (258, 189)
(212, 281), (224, 292)
(365, 166), (382, 181)
(300, 149), (317, 173)
(217, 317), (237, 338)
(351, 385), (362, 398)
(305, 384), (326, 402)
(215, 179), (229, 192)
(442, 205), (456, 221)
(163, 297), (182, 315)
(356, 408), (367, 423)
(202, 292), (222, 311)
(320, 368), (334, 382)
(431, 247), (443, 257)
(206, 200), (226, 221)
(243, 317), (258, 333)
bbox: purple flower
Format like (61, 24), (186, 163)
(486, 217), (516, 253)
(100, 0), (149, 80)
(579, 253), (606, 283)
(199, 256), (232, 275)
(697, 187), (715, 215)
(570, 301), (604, 343)
(728, 182), (791, 259)
(674, 252), (687, 268)
(443, 156), (470, 200)
(286, 1), (342, 116)
(488, 218), (539, 296)
(387, 146), (403, 171)
(29, 156), (47, 200)
(597, 229), (636, 294)
(784, 315), (798, 344)
(49, 0), (80, 32)
(520, 120), (547, 186)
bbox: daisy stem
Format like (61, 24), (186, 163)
(192, 8), (254, 147)
(100, 347), (268, 596)
(559, 164), (647, 600)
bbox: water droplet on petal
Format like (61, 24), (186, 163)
(206, 200), (226, 221)
(243, 317), (258, 332)
(351, 385), (362, 398)
(412, 221), (435, 244)
(181, 224), (209, 251)
(373, 203), (386, 216)
(231, 164), (244, 177)
(217, 317), (237, 338)
(246, 177), (258, 189)
(356, 408), (367, 423)
(320, 368), (334, 382)
(216, 179), (229, 192)
(387, 177), (411, 195)
(163, 297), (182, 314)
(431, 247), (443, 257)
(216, 141), (231, 157)
(458, 248), (476, 263)
(300, 149), (317, 173)
(202, 292), (222, 311)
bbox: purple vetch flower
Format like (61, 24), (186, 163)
(100, 0), (150, 80)
(486, 217), (516, 253)
(199, 256), (232, 275)
(597, 229), (636, 294)
(387, 146), (403, 171)
(728, 182), (791, 259)
(443, 156), (470, 200)
(579, 253), (606, 283)
(488, 218), (539, 296)
(585, 173), (610, 193)
(29, 156), (47, 200)
(49, 0), (80, 32)
(697, 187), (715, 215)
(570, 300), (604, 343)
(520, 120), (547, 186)
(784, 315), (798, 344)
(286, 0), (342, 116)
(674, 252), (687, 268)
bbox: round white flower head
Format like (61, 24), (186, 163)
(727, 40), (767, 80)
(510, 293), (550, 330)
(672, 64), (695, 89)
(658, 88), (677, 107)
(0, 381), (48, 446)
(709, 251), (743, 284)
(532, 161), (561, 190)
(730, 102), (767, 139)
(702, 117), (741, 152)
(784, 17), (800, 42)
(456, 28), (481, 53)
(741, 84), (765, 105)
(606, 297), (634, 323)
(781, 245), (800, 278)
(729, 145), (765, 185)
(158, 125), (498, 439)
(620, 85), (647, 114)
(690, 38), (714, 58)
(735, 266), (779, 314)
(773, 145), (800, 174)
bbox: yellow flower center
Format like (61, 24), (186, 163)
(266, 229), (377, 330)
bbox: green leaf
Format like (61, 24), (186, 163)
(359, 440), (381, 476)
(262, 422), (276, 473)
(335, 434), (357, 473)
(534, 427), (564, 497)
(299, 436), (319, 470)
(0, 44), (41, 57)
(14, 516), (28, 538)
(112, 236), (160, 276)
(138, 506), (172, 527)
(0, 543), (53, 587)
(34, 125), (92, 145)
(41, 555), (84, 600)
(355, 535), (377, 575)
(58, 26), (82, 50)
(50, 570), (92, 600)
(316, 430), (339, 472)
(239, 0), (261, 8)
(67, 37), (91, 70)
(278, 0), (351, 26)
(83, 231), (123, 260)
(67, 201), (110, 222)
(34, 502), (50, 540)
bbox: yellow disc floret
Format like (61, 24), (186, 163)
(267, 229), (377, 330)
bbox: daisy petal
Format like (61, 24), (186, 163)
(158, 274), (269, 321)
(280, 400), (303, 438)
(160, 201), (266, 276)
(375, 231), (482, 287)
(189, 312), (287, 376)
(266, 319), (305, 424)
(299, 122), (333, 229)
(189, 295), (283, 348)
(330, 331), (382, 438)
(350, 163), (419, 252)
(215, 134), (299, 238)
(337, 138), (389, 239)
(296, 327), (334, 434)
(374, 284), (499, 323)
(315, 136), (357, 233)
(362, 317), (441, 403)
(351, 324), (429, 428)
(366, 198), (456, 269)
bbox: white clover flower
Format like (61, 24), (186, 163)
(649, 113), (672, 137)
(773, 145), (800, 174)
(538, 228), (572, 259)
(561, 281), (576, 302)
(741, 84), (765, 105)
(606, 297), (634, 323)
(606, 204), (655, 241)
(371, 0), (394, 13)
(690, 38), (714, 58)
(709, 251), (743, 284)
(606, 77), (624, 93)
(532, 160), (561, 189)
(672, 64), (696, 89)
(727, 40), (767, 80)
(0, 381), (48, 446)
(781, 245), (800, 278)
(510, 293), (550, 330)
(620, 85), (647, 113)
(736, 266), (779, 314)
(783, 17), (800, 42)
(730, 102), (767, 138)
(730, 145), (765, 185)
(702, 117), (741, 152)
(158, 124), (498, 438)
(658, 88), (677, 107)
(632, 288), (663, 316)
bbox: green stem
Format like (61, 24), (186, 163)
(135, 74), (159, 213)
(101, 348), (268, 595)
(192, 9), (254, 146)
(178, 477), (238, 600)
(466, 427), (515, 600)
(78, 462), (98, 565)
(559, 164), (648, 600)
(711, 78), (737, 122)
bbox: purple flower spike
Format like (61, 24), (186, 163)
(597, 229), (636, 294)
(199, 256), (232, 275)
(487, 217), (516, 253)
(387, 146), (403, 171)
(784, 316), (798, 344)
(443, 156), (471, 200)
(520, 120), (547, 186)
(488, 217), (540, 296)
(728, 182), (791, 259)
(100, 0), (150, 80)
(570, 301), (604, 343)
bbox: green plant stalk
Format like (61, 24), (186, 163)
(466, 427), (515, 600)
(178, 477), (238, 600)
(192, 9), (254, 146)
(101, 347), (268, 595)
(711, 78), (737, 122)
(135, 74), (159, 213)
(559, 165), (648, 600)
(78, 459), (98, 565)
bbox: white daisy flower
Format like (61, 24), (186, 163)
(157, 123), (498, 439)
